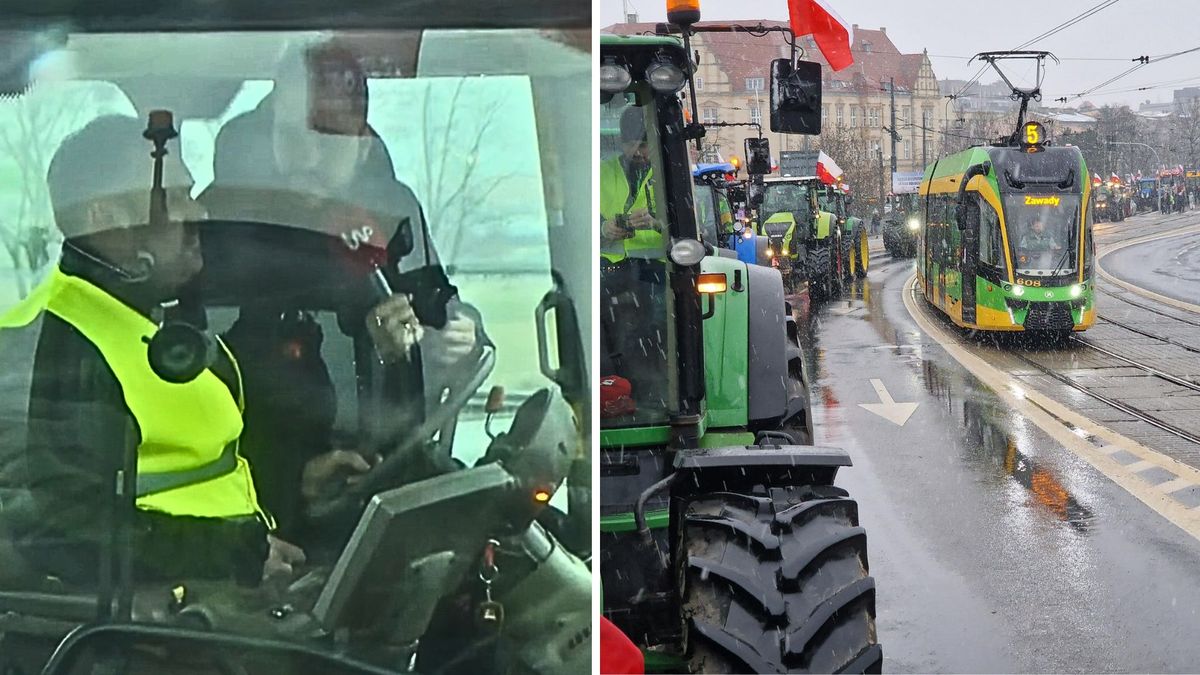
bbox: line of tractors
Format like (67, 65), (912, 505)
(694, 159), (872, 302)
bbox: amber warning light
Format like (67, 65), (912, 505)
(696, 272), (728, 294)
(666, 0), (701, 27)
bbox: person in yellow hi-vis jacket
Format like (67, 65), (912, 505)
(600, 107), (662, 262)
(598, 105), (669, 418)
(0, 115), (310, 586)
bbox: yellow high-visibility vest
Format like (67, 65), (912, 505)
(2, 267), (269, 523)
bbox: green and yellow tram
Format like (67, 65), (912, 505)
(917, 121), (1096, 335)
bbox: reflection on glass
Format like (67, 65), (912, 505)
(599, 97), (673, 428)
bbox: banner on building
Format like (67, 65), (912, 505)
(891, 171), (924, 194)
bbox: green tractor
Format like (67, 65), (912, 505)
(758, 175), (863, 300)
(819, 185), (869, 284)
(882, 192), (920, 258)
(599, 21), (881, 675)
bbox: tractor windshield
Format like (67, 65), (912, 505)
(761, 182), (812, 223)
(599, 93), (676, 428)
(694, 183), (720, 245)
(0, 22), (589, 671)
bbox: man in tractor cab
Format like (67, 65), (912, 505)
(203, 40), (489, 545)
(0, 115), (300, 587)
(599, 106), (659, 259)
(598, 104), (667, 419)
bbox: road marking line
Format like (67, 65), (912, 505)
(904, 273), (1200, 542)
(1156, 476), (1195, 494)
(1096, 221), (1200, 316)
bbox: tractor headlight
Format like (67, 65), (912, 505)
(742, 229), (753, 240)
(646, 61), (687, 93)
(907, 217), (919, 231)
(600, 61), (632, 93)
(669, 238), (706, 266)
(1069, 283), (1083, 298)
(766, 247), (775, 258)
(1012, 283), (1026, 297)
(782, 246), (790, 255)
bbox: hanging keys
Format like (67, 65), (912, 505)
(476, 539), (505, 632)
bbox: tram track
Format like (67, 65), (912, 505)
(907, 281), (1200, 448)
(1009, 347), (1200, 447)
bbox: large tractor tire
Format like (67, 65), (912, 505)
(806, 242), (835, 301)
(782, 312), (813, 445)
(840, 230), (854, 283)
(680, 486), (881, 674)
(849, 226), (869, 279)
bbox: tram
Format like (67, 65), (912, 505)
(917, 119), (1096, 335)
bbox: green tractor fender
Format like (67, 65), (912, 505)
(672, 445), (851, 493)
(815, 210), (833, 240)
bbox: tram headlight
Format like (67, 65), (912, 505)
(1012, 284), (1026, 297)
(1069, 283), (1083, 298)
(906, 217), (919, 231)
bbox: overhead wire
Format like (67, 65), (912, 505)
(949, 0), (1121, 102)
(1069, 42), (1200, 99)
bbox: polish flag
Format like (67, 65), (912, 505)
(788, 0), (855, 72)
(817, 151), (843, 184)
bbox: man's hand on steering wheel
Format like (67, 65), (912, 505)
(301, 449), (382, 503)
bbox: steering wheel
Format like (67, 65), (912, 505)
(308, 345), (496, 524)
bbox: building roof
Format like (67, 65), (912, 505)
(602, 20), (927, 95)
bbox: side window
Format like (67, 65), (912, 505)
(978, 195), (1004, 270)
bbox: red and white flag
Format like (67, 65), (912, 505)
(788, 0), (854, 72)
(816, 151), (843, 184)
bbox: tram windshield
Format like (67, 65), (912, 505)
(1003, 194), (1081, 276)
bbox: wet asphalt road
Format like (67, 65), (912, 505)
(1103, 228), (1200, 306)
(796, 256), (1200, 673)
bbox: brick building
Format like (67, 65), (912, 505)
(603, 20), (947, 174)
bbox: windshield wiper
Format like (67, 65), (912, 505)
(1047, 232), (1076, 279)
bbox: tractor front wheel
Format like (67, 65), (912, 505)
(680, 486), (882, 674)
(806, 242), (835, 301)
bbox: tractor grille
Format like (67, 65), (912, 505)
(1024, 301), (1074, 330)
(764, 222), (790, 237)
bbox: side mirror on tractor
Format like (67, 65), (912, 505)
(745, 137), (772, 176)
(770, 58), (822, 135)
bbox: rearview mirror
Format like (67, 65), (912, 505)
(770, 59), (822, 135)
(744, 137), (772, 175)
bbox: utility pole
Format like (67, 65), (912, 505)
(889, 77), (898, 172)
(877, 142), (886, 213)
(921, 110), (927, 169)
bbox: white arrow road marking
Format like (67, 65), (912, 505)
(858, 378), (919, 426)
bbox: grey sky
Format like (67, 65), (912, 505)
(600, 0), (1200, 109)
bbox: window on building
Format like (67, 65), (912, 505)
(745, 77), (764, 91)
(869, 108), (879, 127)
(702, 106), (718, 124)
(750, 105), (762, 125)
(836, 105), (844, 126)
(850, 107), (857, 127)
(696, 76), (704, 90)
(823, 106), (829, 125)
(904, 139), (911, 159)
